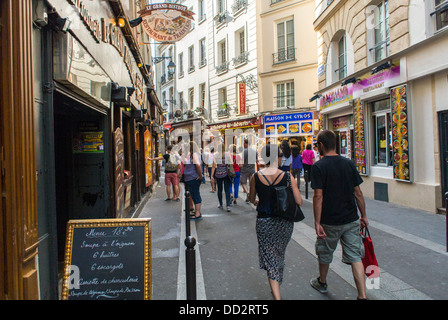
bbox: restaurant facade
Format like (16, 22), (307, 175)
(0, 0), (160, 299)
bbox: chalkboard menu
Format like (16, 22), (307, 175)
(61, 219), (151, 300)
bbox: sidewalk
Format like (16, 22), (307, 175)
(138, 173), (448, 300)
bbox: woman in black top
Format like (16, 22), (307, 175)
(249, 144), (302, 300)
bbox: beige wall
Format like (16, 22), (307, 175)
(257, 0), (318, 113)
(314, 0), (410, 90)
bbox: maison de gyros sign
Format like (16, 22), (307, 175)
(138, 4), (194, 42)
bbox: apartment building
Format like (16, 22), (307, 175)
(256, 0), (318, 149)
(313, 0), (448, 213)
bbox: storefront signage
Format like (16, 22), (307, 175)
(264, 112), (314, 137)
(319, 84), (353, 110)
(61, 218), (151, 300)
(353, 98), (367, 175)
(391, 85), (411, 182)
(208, 117), (260, 131)
(353, 65), (400, 99)
(238, 83), (246, 115)
(138, 4), (194, 42)
(64, 0), (145, 106)
(144, 129), (153, 187)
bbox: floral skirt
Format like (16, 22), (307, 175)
(256, 217), (293, 284)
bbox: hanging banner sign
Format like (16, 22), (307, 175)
(138, 4), (195, 42)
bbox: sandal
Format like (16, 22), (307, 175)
(191, 214), (202, 220)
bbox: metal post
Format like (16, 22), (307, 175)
(446, 192), (448, 253)
(305, 169), (309, 199)
(184, 189), (197, 299)
(185, 236), (197, 300)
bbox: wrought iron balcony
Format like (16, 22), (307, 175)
(216, 61), (230, 74)
(217, 107), (230, 117)
(215, 11), (228, 26)
(232, 0), (248, 13)
(199, 58), (207, 68)
(188, 65), (195, 73)
(233, 52), (249, 66)
(160, 74), (166, 85)
(272, 47), (296, 64)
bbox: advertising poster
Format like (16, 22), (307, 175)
(144, 129), (153, 187)
(264, 112), (314, 137)
(238, 82), (246, 114)
(391, 85), (411, 182)
(73, 132), (104, 153)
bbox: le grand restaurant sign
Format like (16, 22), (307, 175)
(138, 4), (195, 42)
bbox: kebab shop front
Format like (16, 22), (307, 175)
(264, 111), (318, 150)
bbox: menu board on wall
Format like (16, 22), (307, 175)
(353, 99), (367, 175)
(391, 85), (411, 182)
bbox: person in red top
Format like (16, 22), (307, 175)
(228, 144), (242, 205)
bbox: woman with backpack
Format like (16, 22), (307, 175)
(211, 143), (232, 212)
(249, 144), (302, 300)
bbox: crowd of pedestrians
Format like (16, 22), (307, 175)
(149, 130), (369, 300)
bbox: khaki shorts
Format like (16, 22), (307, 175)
(315, 220), (364, 265)
(239, 171), (254, 186)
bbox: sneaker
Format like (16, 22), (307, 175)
(218, 205), (223, 209)
(226, 207), (231, 212)
(310, 277), (328, 294)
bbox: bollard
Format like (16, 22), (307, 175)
(184, 189), (197, 299)
(185, 236), (197, 300)
(185, 190), (191, 238)
(446, 192), (448, 253)
(305, 169), (309, 200)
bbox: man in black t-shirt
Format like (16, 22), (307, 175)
(309, 130), (369, 300)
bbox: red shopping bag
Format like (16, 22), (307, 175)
(361, 226), (379, 278)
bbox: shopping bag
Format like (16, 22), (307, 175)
(361, 226), (379, 279)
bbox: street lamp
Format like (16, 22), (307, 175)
(167, 60), (176, 76)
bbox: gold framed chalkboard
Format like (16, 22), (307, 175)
(61, 218), (151, 300)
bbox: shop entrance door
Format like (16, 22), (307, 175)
(439, 111), (448, 208)
(335, 129), (350, 158)
(53, 92), (110, 260)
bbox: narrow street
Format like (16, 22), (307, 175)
(139, 172), (448, 300)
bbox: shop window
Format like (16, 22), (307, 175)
(371, 99), (392, 166)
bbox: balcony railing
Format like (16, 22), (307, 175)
(188, 65), (195, 73)
(168, 72), (174, 81)
(215, 11), (228, 26)
(271, 0), (283, 5)
(216, 61), (230, 74)
(232, 0), (248, 13)
(274, 95), (295, 109)
(178, 70), (184, 78)
(217, 107), (230, 117)
(233, 52), (249, 66)
(161, 74), (166, 85)
(199, 58), (207, 68)
(272, 47), (296, 64)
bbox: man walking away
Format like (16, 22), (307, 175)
(240, 139), (256, 202)
(148, 145), (181, 201)
(310, 130), (369, 300)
